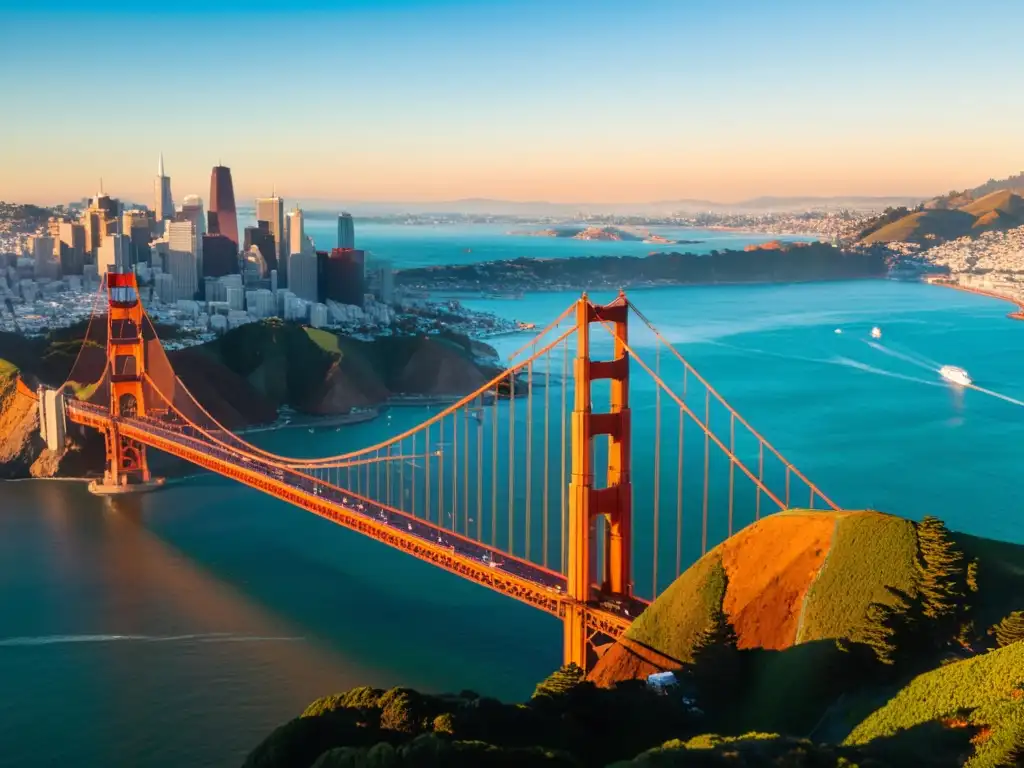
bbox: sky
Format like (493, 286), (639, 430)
(1, 0), (1023, 205)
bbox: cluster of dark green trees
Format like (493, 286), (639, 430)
(846, 516), (1023, 675)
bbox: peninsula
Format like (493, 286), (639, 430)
(396, 241), (888, 294)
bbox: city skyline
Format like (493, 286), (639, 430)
(2, 0), (1023, 205)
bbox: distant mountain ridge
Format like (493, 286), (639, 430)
(283, 194), (927, 217)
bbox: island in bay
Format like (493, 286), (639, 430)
(514, 225), (699, 246)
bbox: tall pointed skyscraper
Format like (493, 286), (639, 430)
(155, 153), (174, 220)
(209, 164), (239, 247)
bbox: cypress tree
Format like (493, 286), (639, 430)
(856, 587), (919, 666)
(915, 516), (966, 623)
(992, 611), (1024, 648)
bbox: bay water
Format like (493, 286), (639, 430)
(2, 226), (1023, 766)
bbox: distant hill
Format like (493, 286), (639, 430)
(860, 190), (1024, 244)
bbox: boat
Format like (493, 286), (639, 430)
(939, 365), (972, 386)
(834, 328), (842, 334)
(870, 327), (882, 339)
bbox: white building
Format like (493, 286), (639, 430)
(310, 302), (328, 328)
(226, 285), (244, 311)
(153, 272), (174, 304)
(286, 206), (304, 258)
(289, 250), (318, 303)
(246, 288), (275, 318)
(256, 195), (287, 279)
(96, 234), (132, 277)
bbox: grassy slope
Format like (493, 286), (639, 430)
(960, 190), (1024, 218)
(846, 643), (1024, 768)
(861, 209), (976, 244)
(304, 327), (342, 356)
(797, 512), (919, 643)
(625, 554), (726, 662)
(0, 358), (17, 383)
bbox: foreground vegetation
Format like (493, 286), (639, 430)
(246, 512), (1024, 767)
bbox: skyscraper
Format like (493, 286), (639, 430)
(58, 221), (86, 276)
(201, 234), (239, 279)
(166, 220), (200, 301)
(243, 220), (277, 273)
(287, 205), (305, 257)
(337, 212), (355, 249)
(209, 165), (239, 247)
(320, 248), (365, 306)
(256, 194), (287, 280)
(155, 153), (173, 221)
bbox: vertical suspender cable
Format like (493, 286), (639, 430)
(677, 404), (684, 577)
(728, 414), (735, 537)
(560, 338), (568, 573)
(476, 394), (483, 541)
(702, 388), (710, 556)
(525, 360), (533, 562)
(543, 348), (551, 569)
(508, 372), (516, 554)
(653, 343), (661, 598)
(491, 382), (499, 547)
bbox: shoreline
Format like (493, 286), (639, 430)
(928, 279), (1024, 321)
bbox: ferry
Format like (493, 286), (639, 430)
(870, 327), (882, 339)
(939, 365), (972, 387)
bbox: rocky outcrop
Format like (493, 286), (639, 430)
(0, 373), (107, 480)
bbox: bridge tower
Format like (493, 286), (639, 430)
(564, 292), (633, 669)
(93, 271), (154, 492)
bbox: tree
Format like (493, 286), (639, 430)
(532, 664), (585, 700)
(991, 611), (1024, 648)
(915, 516), (966, 625)
(855, 587), (920, 667)
(685, 606), (743, 716)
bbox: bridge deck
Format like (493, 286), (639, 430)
(67, 402), (636, 639)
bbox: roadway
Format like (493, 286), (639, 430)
(66, 401), (642, 632)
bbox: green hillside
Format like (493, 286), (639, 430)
(845, 642), (1024, 768)
(796, 512), (919, 643)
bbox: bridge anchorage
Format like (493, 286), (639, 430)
(34, 267), (837, 672)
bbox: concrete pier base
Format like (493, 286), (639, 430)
(87, 477), (166, 496)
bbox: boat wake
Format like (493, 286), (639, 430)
(864, 341), (941, 372)
(965, 385), (1024, 408)
(831, 357), (943, 387)
(0, 633), (304, 647)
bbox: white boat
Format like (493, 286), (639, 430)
(939, 365), (972, 386)
(834, 328), (842, 334)
(871, 327), (882, 339)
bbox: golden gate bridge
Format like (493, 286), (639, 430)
(18, 271), (838, 670)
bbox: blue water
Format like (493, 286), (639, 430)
(238, 217), (816, 267)
(3, 230), (1024, 766)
